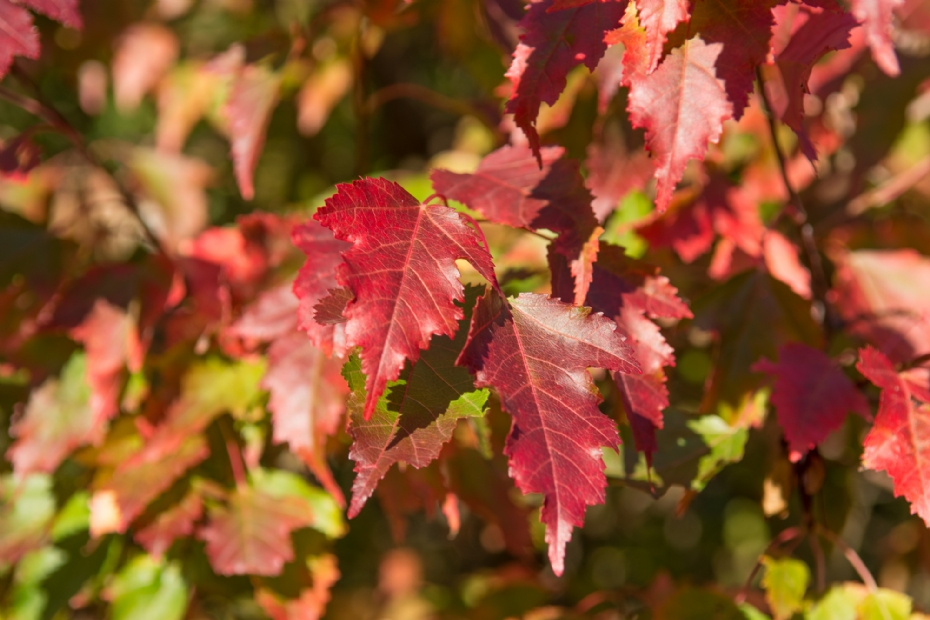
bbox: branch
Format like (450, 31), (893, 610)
(814, 525), (878, 591)
(734, 526), (804, 605)
(755, 68), (838, 339)
(365, 82), (497, 130)
(0, 78), (168, 256)
(847, 154), (930, 216)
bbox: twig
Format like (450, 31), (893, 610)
(365, 82), (496, 130)
(847, 154), (930, 216)
(900, 352), (930, 371)
(219, 419), (248, 488)
(735, 526), (804, 604)
(810, 532), (826, 594)
(351, 18), (369, 177)
(755, 68), (837, 338)
(0, 79), (167, 255)
(815, 525), (878, 591)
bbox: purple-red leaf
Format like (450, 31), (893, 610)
(754, 343), (870, 461)
(313, 178), (498, 420)
(457, 291), (639, 575)
(504, 0), (627, 156)
(858, 346), (930, 525)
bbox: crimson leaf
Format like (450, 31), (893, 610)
(312, 178), (498, 419)
(457, 290), (639, 575)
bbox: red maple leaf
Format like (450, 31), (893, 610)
(226, 63), (281, 200)
(457, 290), (639, 575)
(851, 0), (903, 76)
(768, 2), (858, 159)
(754, 343), (870, 461)
(312, 178), (498, 419)
(0, 1), (40, 79)
(345, 286), (487, 518)
(135, 492), (204, 558)
(636, 0), (691, 71)
(292, 220), (352, 357)
(504, 0), (627, 157)
(21, 0), (82, 28)
(858, 346), (930, 525)
(628, 37), (733, 212)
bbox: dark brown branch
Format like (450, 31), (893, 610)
(755, 68), (837, 339)
(815, 525), (878, 591)
(0, 80), (167, 255)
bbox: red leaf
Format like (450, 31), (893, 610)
(344, 286), (487, 518)
(635, 0), (690, 71)
(570, 226), (602, 306)
(228, 283), (300, 345)
(858, 346), (930, 524)
(504, 0), (627, 156)
(628, 37), (733, 212)
(313, 178), (498, 419)
(0, 1), (39, 79)
(768, 2), (858, 159)
(754, 343), (870, 461)
(21, 0), (82, 28)
(851, 0), (903, 76)
(226, 64), (281, 200)
(7, 354), (95, 476)
(256, 555), (340, 620)
(686, 0), (774, 117)
(832, 249), (930, 364)
(135, 492), (204, 557)
(292, 220), (352, 357)
(112, 23), (179, 112)
(69, 299), (141, 427)
(200, 485), (311, 576)
(431, 144), (598, 256)
(264, 331), (347, 505)
(585, 136), (654, 221)
(457, 291), (639, 575)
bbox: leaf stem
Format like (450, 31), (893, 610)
(0, 69), (168, 256)
(754, 68), (837, 339)
(734, 526), (804, 605)
(814, 525), (878, 591)
(219, 418), (248, 488)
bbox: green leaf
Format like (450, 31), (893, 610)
(51, 492), (90, 541)
(0, 473), (56, 569)
(688, 414), (749, 492)
(108, 556), (188, 620)
(806, 585), (860, 620)
(761, 556), (809, 620)
(858, 588), (912, 620)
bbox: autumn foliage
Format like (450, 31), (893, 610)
(3, 0), (930, 618)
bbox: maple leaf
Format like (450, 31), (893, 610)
(135, 492), (204, 558)
(694, 271), (821, 409)
(636, 0), (690, 71)
(832, 249), (930, 364)
(256, 554), (340, 620)
(200, 485), (311, 576)
(457, 290), (639, 574)
(313, 178), (498, 419)
(430, 144), (598, 256)
(684, 0), (774, 117)
(0, 473), (55, 566)
(857, 346), (930, 525)
(292, 220), (352, 357)
(754, 343), (870, 461)
(504, 0), (627, 157)
(112, 23), (179, 112)
(578, 244), (691, 460)
(344, 285), (489, 518)
(264, 331), (348, 504)
(199, 469), (344, 576)
(850, 0), (902, 76)
(226, 63), (281, 200)
(585, 135), (653, 221)
(69, 299), (141, 429)
(7, 353), (97, 476)
(0, 1), (39, 80)
(570, 226), (602, 306)
(768, 2), (858, 160)
(628, 37), (733, 212)
(21, 0), (82, 29)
